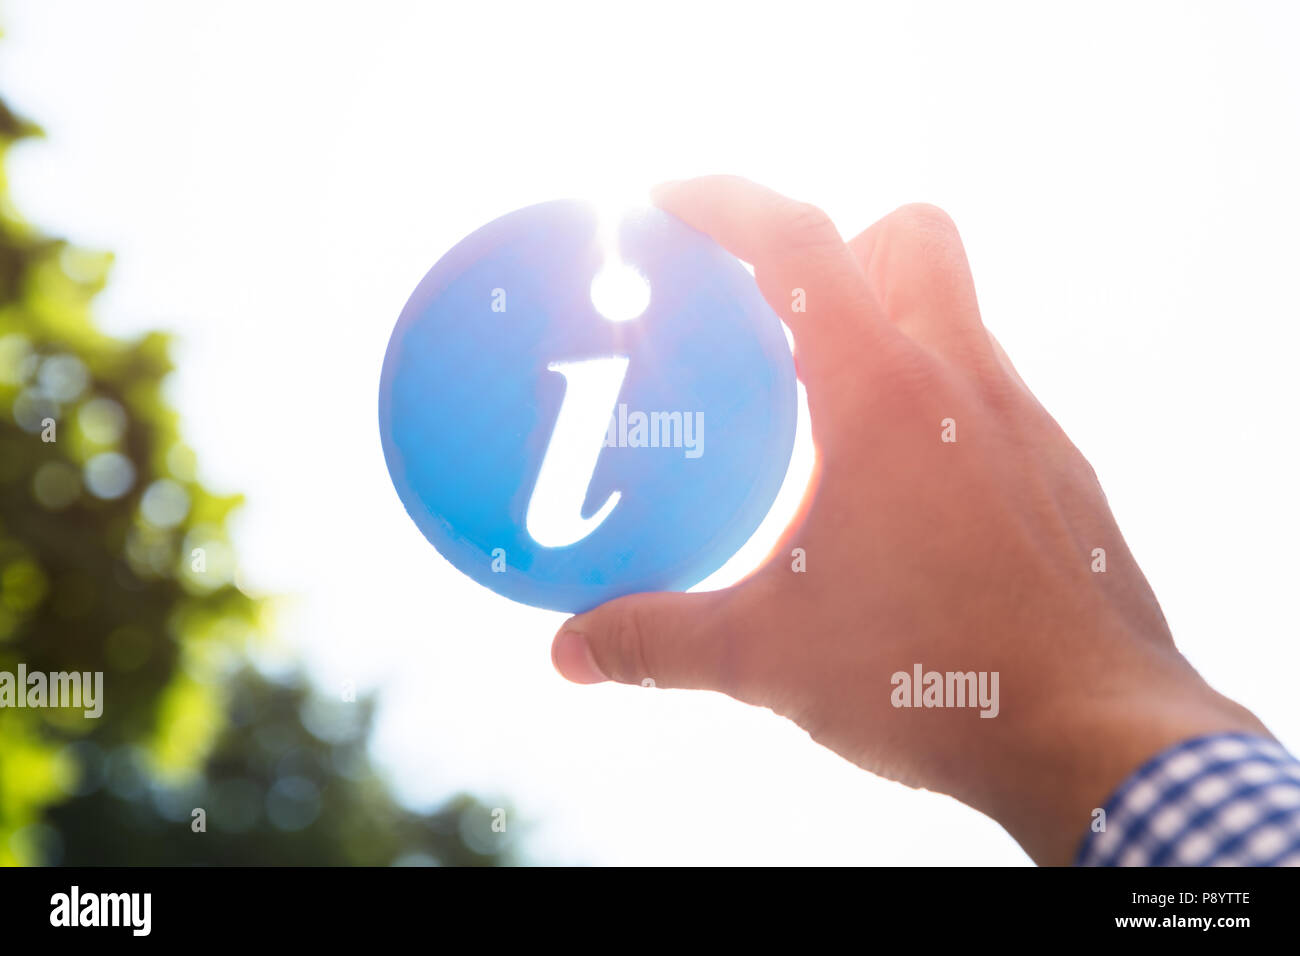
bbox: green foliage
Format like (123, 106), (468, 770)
(44, 667), (510, 866)
(0, 93), (511, 866)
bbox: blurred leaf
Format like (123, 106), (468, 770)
(0, 77), (515, 866)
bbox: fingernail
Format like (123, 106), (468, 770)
(552, 628), (609, 684)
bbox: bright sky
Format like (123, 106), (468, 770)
(4, 0), (1298, 865)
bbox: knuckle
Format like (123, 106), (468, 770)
(712, 581), (802, 705)
(868, 341), (946, 404)
(878, 202), (970, 289)
(706, 592), (759, 700)
(609, 604), (655, 684)
(780, 200), (841, 253)
(890, 202), (959, 239)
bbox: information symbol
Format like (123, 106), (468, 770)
(378, 200), (796, 613)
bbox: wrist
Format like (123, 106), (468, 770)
(965, 644), (1269, 865)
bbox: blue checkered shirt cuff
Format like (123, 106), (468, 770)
(1075, 732), (1300, 866)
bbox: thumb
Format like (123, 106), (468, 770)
(551, 590), (742, 692)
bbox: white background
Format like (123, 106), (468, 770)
(3, 0), (1298, 864)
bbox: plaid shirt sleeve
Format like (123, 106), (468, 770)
(1075, 732), (1300, 866)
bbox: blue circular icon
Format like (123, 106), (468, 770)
(378, 200), (796, 613)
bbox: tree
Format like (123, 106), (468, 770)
(0, 91), (511, 866)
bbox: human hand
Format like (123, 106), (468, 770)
(550, 176), (1268, 864)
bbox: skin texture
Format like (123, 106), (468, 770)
(550, 175), (1270, 865)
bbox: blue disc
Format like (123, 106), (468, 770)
(378, 200), (796, 613)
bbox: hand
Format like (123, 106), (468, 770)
(550, 176), (1269, 865)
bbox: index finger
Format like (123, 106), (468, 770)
(651, 175), (902, 409)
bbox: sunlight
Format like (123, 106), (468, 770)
(588, 198), (651, 323)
